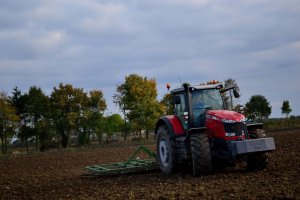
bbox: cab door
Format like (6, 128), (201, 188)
(174, 93), (188, 130)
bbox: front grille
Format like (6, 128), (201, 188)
(223, 122), (247, 136)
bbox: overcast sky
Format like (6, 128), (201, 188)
(0, 0), (299, 117)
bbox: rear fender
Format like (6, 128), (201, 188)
(155, 115), (185, 138)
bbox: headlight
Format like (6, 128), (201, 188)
(221, 119), (236, 123)
(225, 132), (236, 137)
(240, 118), (246, 122)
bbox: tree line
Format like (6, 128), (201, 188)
(0, 74), (164, 153)
(0, 84), (110, 153)
(0, 74), (293, 154)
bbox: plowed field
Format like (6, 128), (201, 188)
(0, 129), (299, 200)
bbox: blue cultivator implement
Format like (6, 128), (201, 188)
(86, 146), (158, 175)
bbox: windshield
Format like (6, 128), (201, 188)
(191, 89), (223, 127)
(192, 89), (224, 110)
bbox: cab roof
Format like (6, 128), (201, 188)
(171, 83), (223, 94)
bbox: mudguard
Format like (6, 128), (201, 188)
(246, 123), (264, 131)
(155, 115), (185, 138)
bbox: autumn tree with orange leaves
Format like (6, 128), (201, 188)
(114, 74), (164, 140)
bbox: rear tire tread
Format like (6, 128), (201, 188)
(190, 134), (212, 176)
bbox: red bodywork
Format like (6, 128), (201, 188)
(166, 110), (246, 141)
(165, 115), (185, 135)
(206, 110), (246, 141)
(165, 110), (245, 140)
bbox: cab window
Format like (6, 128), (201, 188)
(175, 94), (185, 115)
(174, 94), (188, 130)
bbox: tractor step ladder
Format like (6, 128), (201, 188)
(85, 146), (158, 175)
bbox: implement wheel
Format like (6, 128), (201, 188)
(156, 126), (177, 174)
(190, 134), (212, 176)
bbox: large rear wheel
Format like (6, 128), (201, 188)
(156, 126), (178, 174)
(190, 134), (212, 176)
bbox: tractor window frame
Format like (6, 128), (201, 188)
(174, 93), (186, 116)
(174, 93), (188, 130)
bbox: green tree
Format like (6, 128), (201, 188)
(103, 113), (124, 141)
(0, 92), (19, 154)
(79, 90), (107, 145)
(144, 100), (164, 139)
(23, 86), (50, 150)
(223, 78), (240, 110)
(50, 83), (81, 148)
(113, 91), (128, 141)
(9, 87), (29, 151)
(71, 88), (90, 146)
(245, 95), (272, 122)
(9, 87), (26, 116)
(281, 100), (292, 118)
(160, 93), (174, 115)
(50, 84), (107, 147)
(114, 74), (163, 140)
(36, 118), (56, 151)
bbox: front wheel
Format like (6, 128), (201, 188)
(247, 152), (268, 171)
(156, 126), (178, 174)
(190, 134), (212, 176)
(247, 130), (269, 171)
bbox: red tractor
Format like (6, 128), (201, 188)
(155, 81), (275, 176)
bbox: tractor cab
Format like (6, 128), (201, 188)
(172, 81), (237, 130)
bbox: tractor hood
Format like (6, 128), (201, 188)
(206, 110), (245, 122)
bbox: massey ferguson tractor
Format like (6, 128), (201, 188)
(155, 81), (275, 176)
(86, 81), (275, 177)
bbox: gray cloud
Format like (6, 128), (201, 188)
(0, 0), (299, 117)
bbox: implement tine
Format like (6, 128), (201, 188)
(85, 146), (158, 176)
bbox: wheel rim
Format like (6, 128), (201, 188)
(159, 139), (169, 166)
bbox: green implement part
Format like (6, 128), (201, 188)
(85, 146), (158, 175)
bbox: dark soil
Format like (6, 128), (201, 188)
(0, 129), (299, 200)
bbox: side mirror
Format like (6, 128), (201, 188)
(220, 85), (234, 93)
(174, 96), (181, 104)
(233, 88), (240, 98)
